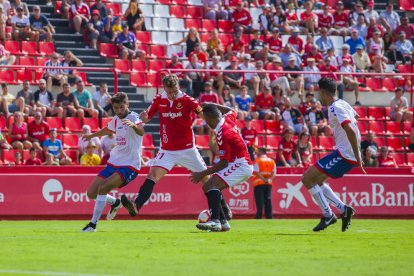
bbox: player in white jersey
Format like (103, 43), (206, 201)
(81, 92), (144, 232)
(302, 78), (366, 232)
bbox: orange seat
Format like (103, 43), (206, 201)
(114, 59), (130, 73)
(46, 117), (66, 132)
(368, 121), (386, 135)
(142, 133), (156, 150)
(21, 41), (39, 56)
(62, 134), (79, 149)
(387, 137), (404, 151)
(135, 31), (152, 44)
(99, 43), (118, 58)
(83, 118), (99, 132)
(318, 136), (334, 150)
(38, 41), (55, 56)
(64, 117), (82, 132)
(195, 135), (210, 150)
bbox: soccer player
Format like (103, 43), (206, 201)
(120, 74), (232, 229)
(302, 77), (366, 232)
(191, 103), (253, 232)
(81, 92), (144, 232)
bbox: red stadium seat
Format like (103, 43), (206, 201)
(172, 0), (187, 4)
(170, 5), (185, 18)
(142, 133), (156, 150)
(148, 60), (164, 73)
(64, 150), (79, 164)
(149, 45), (168, 59)
(195, 135), (210, 150)
(0, 70), (17, 84)
(365, 78), (385, 92)
(157, 0), (170, 4)
(16, 69), (33, 84)
(38, 41), (55, 56)
(99, 43), (118, 58)
(36, 56), (49, 66)
(256, 135), (265, 147)
(4, 41), (21, 55)
(22, 149), (30, 161)
(357, 120), (367, 135)
(147, 73), (161, 87)
(218, 33), (232, 46)
(406, 153), (414, 166)
(384, 107), (391, 120)
(236, 119), (246, 130)
(142, 149), (153, 159)
(64, 117), (82, 132)
(185, 19), (201, 30)
(76, 72), (92, 86)
(186, 6), (202, 19)
(327, 0), (340, 8)
(400, 0), (414, 11)
(265, 120), (282, 134)
(368, 107), (385, 120)
(202, 19), (216, 32)
(382, 78), (396, 92)
(218, 20), (233, 33)
(135, 31), (152, 44)
(368, 121), (386, 135)
(46, 117), (66, 133)
(2, 149), (17, 163)
(402, 121), (412, 135)
(266, 135), (281, 150)
(106, 3), (121, 16)
(21, 41), (39, 56)
(200, 33), (210, 43)
(0, 116), (7, 131)
(83, 118), (99, 132)
(250, 119), (265, 134)
(62, 134), (79, 149)
(55, 1), (62, 14)
(131, 60), (147, 72)
(100, 117), (112, 128)
(114, 59), (130, 73)
(130, 71), (149, 87)
(373, 137), (386, 148)
(318, 151), (333, 159)
(385, 121), (402, 136)
(19, 56), (35, 66)
(318, 136), (334, 150)
(387, 137), (404, 151)
(392, 153), (405, 166)
(353, 106), (368, 120)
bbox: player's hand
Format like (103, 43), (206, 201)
(358, 159), (367, 174)
(121, 118), (135, 128)
(190, 171), (205, 184)
(297, 163), (304, 168)
(139, 110), (149, 123)
(82, 134), (93, 142)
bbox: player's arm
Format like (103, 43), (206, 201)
(141, 96), (159, 123)
(83, 127), (113, 141)
(342, 122), (366, 174)
(203, 102), (234, 115)
(121, 119), (145, 136)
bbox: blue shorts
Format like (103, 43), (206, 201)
(98, 164), (138, 187)
(8, 103), (18, 113)
(315, 150), (355, 179)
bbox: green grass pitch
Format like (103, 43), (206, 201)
(1, 219), (413, 276)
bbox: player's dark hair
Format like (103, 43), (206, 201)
(258, 147), (267, 154)
(110, 92), (128, 104)
(162, 74), (179, 89)
(202, 104), (221, 119)
(395, 88), (403, 93)
(318, 77), (337, 96)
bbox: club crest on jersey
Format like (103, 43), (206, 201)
(219, 150), (225, 156)
(176, 102), (183, 109)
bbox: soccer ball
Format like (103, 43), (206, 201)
(198, 209), (211, 223)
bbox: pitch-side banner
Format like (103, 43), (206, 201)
(0, 173), (413, 216)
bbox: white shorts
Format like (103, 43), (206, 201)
(152, 147), (207, 172)
(214, 158), (253, 187)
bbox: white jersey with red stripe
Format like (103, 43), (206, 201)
(106, 111), (143, 171)
(328, 99), (361, 163)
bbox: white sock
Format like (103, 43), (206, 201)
(321, 183), (346, 214)
(106, 194), (116, 205)
(308, 185), (332, 218)
(91, 195), (107, 224)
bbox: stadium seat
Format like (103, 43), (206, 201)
(391, 152), (405, 166)
(157, 0), (170, 4)
(64, 150), (79, 164)
(266, 135), (281, 150)
(114, 59), (130, 73)
(170, 5), (185, 17)
(327, 0), (340, 9)
(368, 107), (385, 120)
(151, 31), (168, 44)
(169, 18), (186, 31)
(136, 44), (149, 58)
(152, 18), (169, 31)
(218, 20), (233, 33)
(142, 133), (156, 150)
(373, 137), (386, 148)
(168, 31), (184, 44)
(135, 31), (152, 44)
(2, 149), (17, 164)
(406, 153), (414, 166)
(62, 134), (79, 149)
(402, 121), (412, 135)
(150, 45), (168, 59)
(318, 136), (334, 150)
(397, 64), (412, 73)
(55, 1), (62, 14)
(99, 43), (118, 58)
(218, 33), (232, 46)
(185, 19), (201, 30)
(368, 121), (386, 135)
(172, 0), (187, 4)
(154, 4), (170, 17)
(147, 73), (161, 87)
(365, 78), (385, 92)
(36, 56), (49, 67)
(100, 117), (112, 128)
(357, 120), (367, 135)
(130, 71), (149, 87)
(400, 0), (414, 11)
(256, 135), (265, 147)
(64, 117), (82, 132)
(131, 60), (147, 72)
(22, 149), (30, 161)
(195, 135), (210, 150)
(353, 106), (368, 120)
(382, 78), (396, 92)
(250, 119), (266, 134)
(202, 19), (216, 32)
(186, 6), (202, 18)
(386, 121), (403, 136)
(387, 137), (404, 151)
(140, 4), (153, 16)
(265, 120), (282, 134)
(76, 72), (92, 86)
(0, 116), (7, 131)
(106, 3), (121, 16)
(46, 117), (66, 133)
(148, 60), (164, 73)
(318, 151), (333, 159)
(4, 41), (21, 55)
(309, 136), (317, 150)
(142, 149), (153, 159)
(19, 56), (35, 66)
(38, 41), (55, 56)
(83, 118), (99, 132)
(384, 107), (391, 120)
(0, 70), (17, 84)
(236, 119), (246, 130)
(16, 69), (33, 84)
(21, 41), (39, 56)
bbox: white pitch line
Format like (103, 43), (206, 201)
(0, 270), (113, 276)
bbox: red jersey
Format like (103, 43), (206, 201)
(278, 139), (297, 162)
(166, 62), (184, 78)
(228, 40), (245, 53)
(188, 51), (208, 64)
(367, 24), (385, 40)
(394, 24), (414, 40)
(317, 13), (334, 28)
(199, 92), (220, 104)
(70, 3), (90, 20)
(147, 91), (202, 151)
(300, 11), (315, 22)
(303, 52), (323, 66)
(25, 158), (42, 165)
(208, 65), (220, 78)
(378, 156), (397, 168)
(255, 93), (274, 110)
(333, 12), (348, 28)
(285, 11), (298, 21)
(215, 111), (252, 164)
(267, 36), (283, 52)
(338, 54), (353, 66)
(28, 120), (50, 143)
(288, 36), (304, 53)
(267, 64), (284, 81)
(241, 127), (257, 147)
(318, 64), (338, 81)
(232, 9), (252, 26)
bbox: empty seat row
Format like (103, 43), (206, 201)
(357, 121), (412, 136)
(0, 69), (90, 86)
(354, 106), (414, 121)
(114, 59), (166, 73)
(3, 41), (55, 56)
(100, 43), (168, 59)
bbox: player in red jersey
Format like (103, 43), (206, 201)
(120, 75), (232, 223)
(191, 103), (253, 232)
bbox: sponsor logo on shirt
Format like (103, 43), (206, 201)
(161, 112), (182, 119)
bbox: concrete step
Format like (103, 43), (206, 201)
(49, 18), (70, 28)
(54, 33), (84, 42)
(55, 41), (86, 49)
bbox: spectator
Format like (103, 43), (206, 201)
(171, 27), (200, 57)
(0, 0), (10, 15)
(16, 80), (35, 116)
(203, 0), (228, 20)
(93, 82), (112, 118)
(338, 44), (353, 67)
(352, 44), (371, 72)
(56, 83), (80, 118)
(8, 111), (32, 150)
(0, 129), (12, 150)
(315, 28), (334, 56)
(43, 152), (60, 166)
(221, 84), (236, 108)
(348, 2), (364, 26)
(299, 1), (316, 35)
(235, 85), (252, 119)
(72, 80), (99, 119)
(62, 50), (83, 85)
(288, 27), (304, 55)
(395, 31), (413, 63)
(364, 1), (379, 22)
(25, 147), (42, 165)
(366, 30), (384, 55)
(361, 132), (379, 157)
(239, 54), (260, 95)
(28, 111), (50, 151)
(232, 1), (252, 33)
(252, 147), (275, 219)
(299, 92), (314, 115)
(30, 5), (55, 42)
(34, 79), (63, 118)
(305, 99), (331, 136)
(70, 0), (90, 35)
(332, 1), (349, 36)
(303, 58), (321, 93)
(303, 45), (323, 66)
(255, 83), (276, 120)
(383, 32), (402, 64)
(185, 54), (204, 98)
(279, 44), (301, 68)
(11, 0), (29, 16)
(11, 151), (23, 166)
(379, 2), (400, 33)
(249, 30), (268, 62)
(271, 5), (288, 34)
(188, 42), (208, 68)
(281, 99), (305, 134)
(43, 128), (72, 165)
(59, 0), (71, 20)
(346, 29), (366, 54)
(285, 2), (299, 29)
(226, 32), (245, 59)
(101, 133), (116, 155)
(103, 8), (116, 41)
(276, 127), (302, 167)
(80, 141), (101, 166)
(296, 130), (313, 168)
(198, 81), (220, 105)
(389, 88), (413, 123)
(366, 18), (385, 40)
(78, 124), (101, 156)
(241, 116), (257, 161)
(89, 0), (106, 18)
(258, 4), (272, 34)
(254, 60), (270, 85)
(0, 43), (16, 66)
(0, 5), (11, 41)
(303, 34), (314, 56)
(350, 14), (368, 39)
(206, 29), (224, 60)
(268, 55), (291, 96)
(43, 53), (67, 92)
(87, 9), (109, 49)
(378, 146), (398, 168)
(206, 55), (224, 96)
(1, 83), (24, 116)
(123, 0), (145, 31)
(116, 23), (145, 60)
(394, 15), (414, 41)
(223, 56), (243, 88)
(284, 56), (304, 101)
(267, 28), (283, 55)
(369, 45), (387, 73)
(340, 58), (361, 105)
(317, 5), (334, 32)
(363, 145), (378, 167)
(272, 85), (288, 112)
(11, 5), (35, 41)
